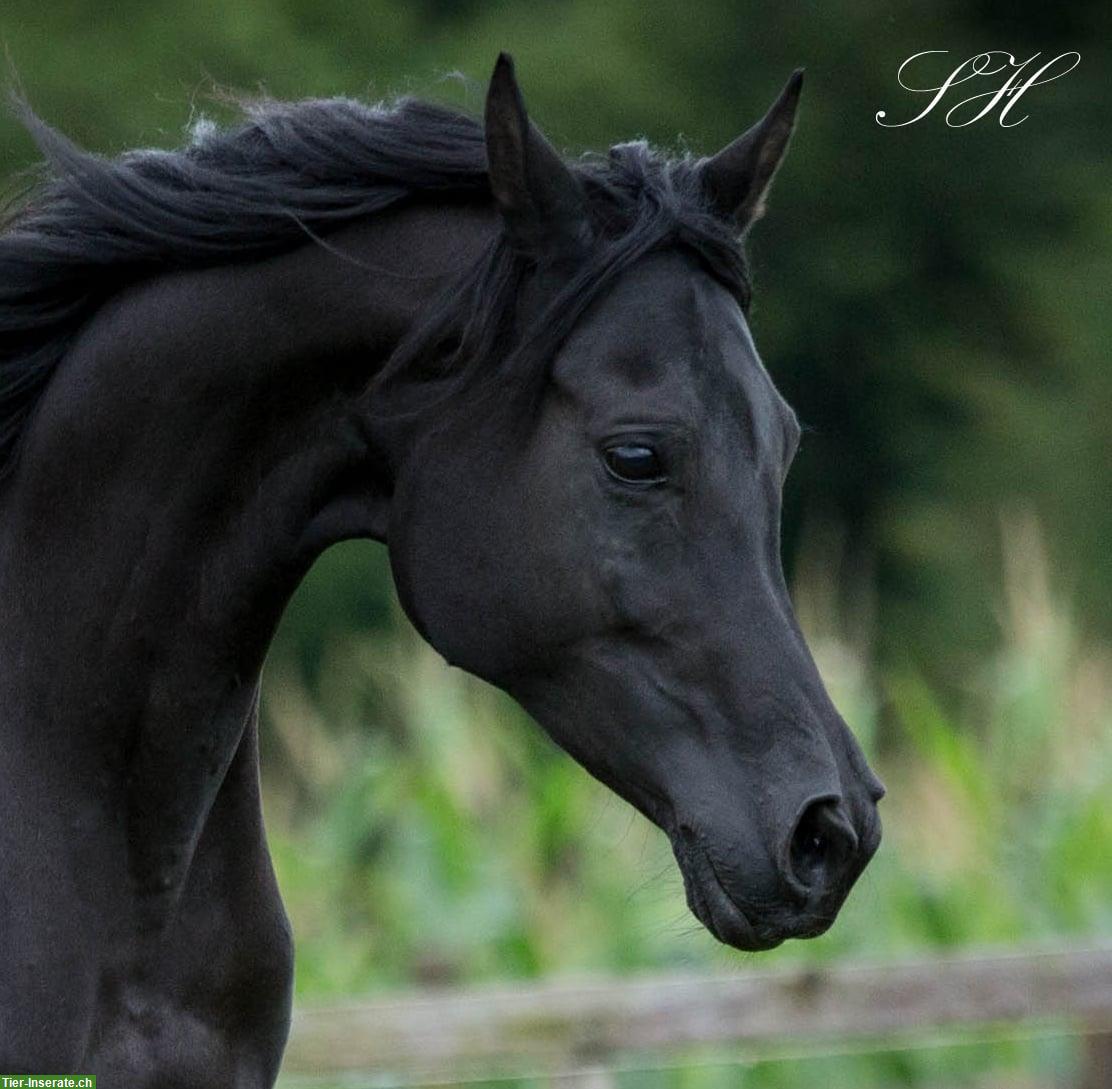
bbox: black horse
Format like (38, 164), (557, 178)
(0, 55), (883, 1084)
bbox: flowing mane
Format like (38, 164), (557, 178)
(0, 91), (749, 480)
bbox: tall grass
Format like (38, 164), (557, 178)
(265, 515), (1110, 1085)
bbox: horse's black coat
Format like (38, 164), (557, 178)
(0, 55), (884, 1085)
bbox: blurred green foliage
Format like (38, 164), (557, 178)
(1, 2), (1109, 1085)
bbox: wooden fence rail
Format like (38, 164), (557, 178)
(281, 943), (1112, 1087)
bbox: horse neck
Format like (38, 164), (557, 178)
(0, 202), (495, 922)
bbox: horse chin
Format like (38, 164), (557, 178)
(672, 834), (784, 952)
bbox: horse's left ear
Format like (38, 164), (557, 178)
(698, 69), (804, 231)
(484, 52), (592, 260)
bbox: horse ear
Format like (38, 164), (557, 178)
(698, 69), (804, 231)
(484, 53), (592, 260)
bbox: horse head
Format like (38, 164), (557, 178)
(384, 55), (883, 951)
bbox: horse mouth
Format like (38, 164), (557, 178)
(673, 831), (784, 952)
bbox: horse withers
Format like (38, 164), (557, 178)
(0, 55), (883, 1085)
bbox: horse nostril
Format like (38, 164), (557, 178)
(785, 797), (860, 897)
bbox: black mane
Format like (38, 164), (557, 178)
(0, 92), (749, 479)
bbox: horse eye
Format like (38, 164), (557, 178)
(603, 443), (665, 484)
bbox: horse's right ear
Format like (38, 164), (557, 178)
(484, 53), (592, 261)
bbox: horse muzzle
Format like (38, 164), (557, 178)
(670, 790), (882, 951)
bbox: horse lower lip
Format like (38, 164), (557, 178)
(687, 846), (780, 951)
